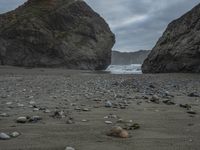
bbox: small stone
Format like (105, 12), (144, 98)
(52, 110), (65, 118)
(105, 101), (112, 108)
(0, 113), (9, 117)
(10, 132), (20, 138)
(29, 116), (42, 123)
(188, 92), (200, 97)
(82, 119), (88, 122)
(0, 133), (10, 140)
(33, 108), (39, 111)
(180, 104), (192, 110)
(119, 130), (129, 138)
(82, 108), (90, 111)
(66, 117), (74, 124)
(17, 117), (27, 123)
(65, 147), (75, 150)
(44, 109), (51, 113)
(6, 102), (12, 105)
(105, 121), (112, 124)
(29, 101), (36, 105)
(187, 110), (197, 115)
(107, 126), (129, 138)
(163, 100), (175, 105)
(150, 95), (160, 104)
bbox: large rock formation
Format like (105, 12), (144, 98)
(142, 4), (200, 73)
(0, 0), (115, 70)
(111, 50), (150, 65)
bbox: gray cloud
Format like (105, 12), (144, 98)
(0, 0), (199, 52)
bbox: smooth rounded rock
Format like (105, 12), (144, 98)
(0, 133), (10, 140)
(17, 117), (27, 123)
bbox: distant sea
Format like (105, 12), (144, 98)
(106, 64), (142, 74)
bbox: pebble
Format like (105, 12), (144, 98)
(0, 133), (10, 140)
(82, 119), (88, 122)
(29, 116), (42, 123)
(6, 102), (12, 105)
(0, 113), (9, 117)
(82, 108), (90, 111)
(44, 109), (51, 113)
(33, 108), (39, 111)
(105, 101), (112, 108)
(150, 95), (160, 104)
(107, 126), (129, 138)
(10, 132), (20, 138)
(17, 117), (27, 123)
(188, 92), (200, 97)
(105, 121), (113, 124)
(187, 110), (197, 115)
(65, 147), (75, 150)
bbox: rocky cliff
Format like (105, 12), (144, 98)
(112, 50), (150, 65)
(0, 0), (115, 70)
(142, 4), (200, 73)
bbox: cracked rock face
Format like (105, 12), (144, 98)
(0, 0), (115, 70)
(142, 4), (200, 73)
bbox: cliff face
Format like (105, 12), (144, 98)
(111, 50), (150, 65)
(0, 0), (115, 70)
(142, 4), (200, 73)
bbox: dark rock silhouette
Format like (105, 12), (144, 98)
(0, 0), (115, 70)
(142, 4), (200, 73)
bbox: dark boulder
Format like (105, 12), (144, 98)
(0, 0), (115, 70)
(142, 4), (200, 73)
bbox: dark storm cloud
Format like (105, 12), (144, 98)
(0, 0), (199, 52)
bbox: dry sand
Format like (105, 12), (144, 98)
(0, 66), (200, 150)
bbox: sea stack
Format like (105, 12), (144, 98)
(142, 4), (200, 73)
(0, 0), (115, 70)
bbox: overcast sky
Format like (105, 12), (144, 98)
(0, 0), (199, 52)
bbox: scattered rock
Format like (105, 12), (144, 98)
(66, 117), (74, 124)
(163, 100), (175, 105)
(82, 108), (90, 112)
(188, 92), (200, 97)
(44, 109), (51, 113)
(17, 117), (27, 123)
(65, 147), (75, 150)
(105, 121), (113, 124)
(52, 110), (65, 118)
(0, 113), (9, 117)
(180, 104), (192, 110)
(0, 133), (10, 140)
(123, 123), (140, 130)
(187, 111), (197, 115)
(105, 101), (112, 108)
(107, 126), (129, 138)
(150, 95), (160, 104)
(10, 132), (20, 138)
(29, 116), (42, 123)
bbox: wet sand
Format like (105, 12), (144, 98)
(0, 66), (200, 150)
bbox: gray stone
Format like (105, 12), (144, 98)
(17, 117), (27, 123)
(65, 147), (75, 150)
(0, 133), (10, 140)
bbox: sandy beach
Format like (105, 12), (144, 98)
(0, 66), (200, 150)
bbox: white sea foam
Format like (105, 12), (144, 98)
(106, 64), (142, 74)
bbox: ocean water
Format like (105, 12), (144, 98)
(106, 64), (142, 74)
